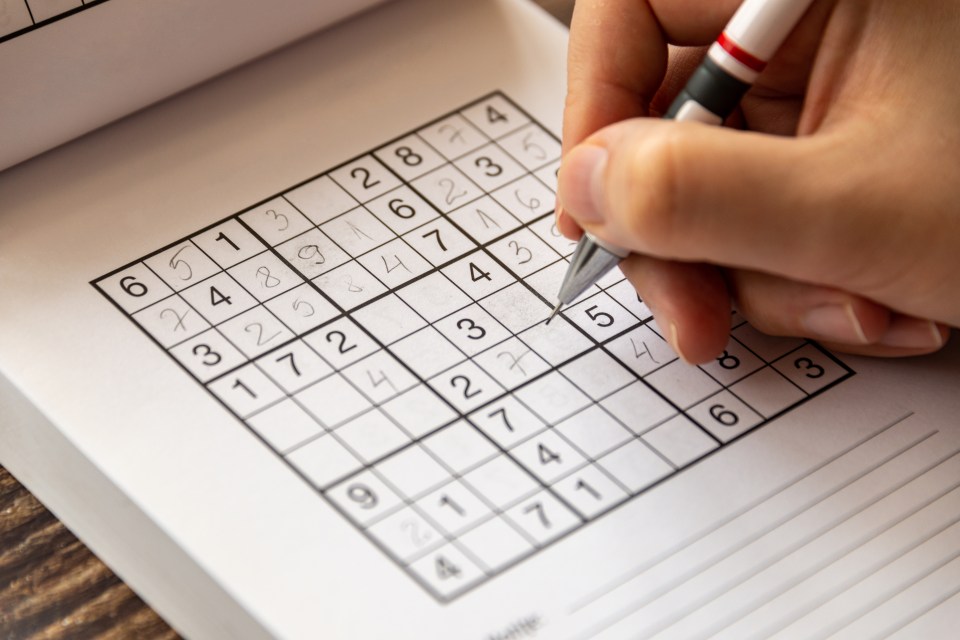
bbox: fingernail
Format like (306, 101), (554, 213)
(669, 322), (693, 364)
(801, 303), (869, 344)
(558, 144), (607, 224)
(879, 317), (945, 349)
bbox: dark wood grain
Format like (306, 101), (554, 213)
(0, 467), (181, 639)
(0, 3), (574, 638)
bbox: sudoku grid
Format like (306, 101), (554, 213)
(93, 92), (854, 601)
(0, 0), (106, 43)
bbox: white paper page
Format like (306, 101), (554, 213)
(2, 0), (959, 638)
(0, 0), (391, 171)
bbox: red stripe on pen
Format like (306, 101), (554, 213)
(717, 32), (767, 73)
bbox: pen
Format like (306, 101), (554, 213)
(548, 0), (818, 323)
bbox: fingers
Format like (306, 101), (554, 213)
(619, 254), (731, 364)
(557, 117), (894, 289)
(825, 316), (951, 358)
(555, 207), (582, 240)
(726, 269), (949, 357)
(614, 261), (949, 366)
(563, 0), (808, 149)
(727, 269), (889, 344)
(563, 0), (664, 153)
(561, 2), (739, 240)
(819, 318), (951, 359)
(557, 43), (708, 241)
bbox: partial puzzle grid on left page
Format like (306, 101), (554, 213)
(92, 92), (853, 601)
(0, 0), (107, 43)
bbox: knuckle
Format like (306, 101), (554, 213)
(612, 127), (688, 253)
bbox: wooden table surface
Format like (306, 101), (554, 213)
(0, 2), (574, 638)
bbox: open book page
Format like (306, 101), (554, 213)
(0, 0), (392, 171)
(2, 0), (959, 638)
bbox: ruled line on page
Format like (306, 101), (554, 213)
(569, 412), (917, 614)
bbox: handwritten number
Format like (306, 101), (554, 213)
(265, 209), (288, 232)
(439, 124), (464, 145)
(521, 132), (547, 160)
(256, 266), (281, 288)
(292, 298), (315, 317)
(366, 369), (396, 392)
(475, 208), (501, 230)
(514, 189), (541, 213)
(160, 308), (189, 332)
(297, 245), (325, 265)
(439, 177), (467, 205)
(508, 240), (532, 265)
(381, 254), (410, 274)
(169, 246), (193, 281)
(344, 276), (364, 293)
(245, 322), (280, 346)
(400, 519), (431, 547)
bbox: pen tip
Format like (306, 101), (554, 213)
(546, 302), (562, 325)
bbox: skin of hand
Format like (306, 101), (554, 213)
(556, 0), (957, 364)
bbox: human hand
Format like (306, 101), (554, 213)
(556, 0), (957, 364)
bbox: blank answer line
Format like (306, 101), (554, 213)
(614, 446), (960, 640)
(704, 476), (960, 638)
(765, 511), (960, 639)
(573, 427), (944, 639)
(871, 578), (960, 640)
(570, 413), (917, 613)
(820, 547), (960, 639)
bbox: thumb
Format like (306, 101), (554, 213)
(556, 118), (876, 289)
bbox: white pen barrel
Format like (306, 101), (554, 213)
(726, 0), (818, 61)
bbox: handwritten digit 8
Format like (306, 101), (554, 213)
(256, 266), (281, 288)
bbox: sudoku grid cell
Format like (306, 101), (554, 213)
(93, 92), (854, 601)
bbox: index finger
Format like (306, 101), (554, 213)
(563, 0), (741, 152)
